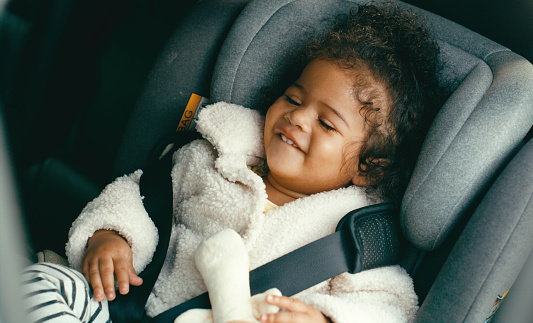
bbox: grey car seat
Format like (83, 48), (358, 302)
(3, 0), (533, 321)
(112, 0), (533, 321)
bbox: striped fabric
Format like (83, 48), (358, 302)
(20, 263), (111, 323)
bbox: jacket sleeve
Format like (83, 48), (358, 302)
(65, 170), (159, 274)
(297, 265), (418, 323)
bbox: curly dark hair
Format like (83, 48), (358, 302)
(304, 3), (447, 202)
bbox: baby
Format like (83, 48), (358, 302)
(20, 3), (445, 323)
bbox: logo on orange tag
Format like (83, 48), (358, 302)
(177, 93), (211, 131)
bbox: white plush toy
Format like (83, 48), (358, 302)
(175, 229), (282, 323)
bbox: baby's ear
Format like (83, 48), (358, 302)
(351, 158), (390, 187)
(351, 172), (367, 187)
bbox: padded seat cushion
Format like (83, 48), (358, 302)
(403, 50), (533, 250)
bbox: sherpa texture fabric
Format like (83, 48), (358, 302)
(66, 102), (418, 321)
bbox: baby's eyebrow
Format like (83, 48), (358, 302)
(324, 103), (349, 127)
(292, 82), (349, 127)
(291, 82), (305, 92)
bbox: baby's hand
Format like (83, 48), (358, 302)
(259, 295), (330, 323)
(82, 230), (143, 302)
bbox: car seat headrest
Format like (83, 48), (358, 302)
(211, 0), (353, 109)
(211, 0), (533, 251)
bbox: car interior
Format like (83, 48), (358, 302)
(1, 0), (533, 322)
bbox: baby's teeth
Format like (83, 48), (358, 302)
(281, 134), (295, 147)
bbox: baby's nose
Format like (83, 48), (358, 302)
(286, 107), (313, 132)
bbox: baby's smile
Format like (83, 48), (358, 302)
(280, 134), (299, 149)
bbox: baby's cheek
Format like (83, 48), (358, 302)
(340, 142), (361, 177)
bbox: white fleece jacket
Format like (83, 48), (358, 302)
(66, 102), (418, 322)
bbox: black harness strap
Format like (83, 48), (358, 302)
(108, 131), (202, 323)
(108, 150), (174, 322)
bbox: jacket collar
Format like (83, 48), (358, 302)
(195, 102), (266, 187)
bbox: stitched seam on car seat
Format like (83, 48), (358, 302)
(482, 48), (512, 62)
(463, 190), (533, 321)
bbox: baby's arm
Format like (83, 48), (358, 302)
(83, 229), (143, 302)
(66, 170), (159, 295)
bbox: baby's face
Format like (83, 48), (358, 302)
(264, 59), (374, 197)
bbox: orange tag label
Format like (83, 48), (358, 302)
(177, 93), (210, 131)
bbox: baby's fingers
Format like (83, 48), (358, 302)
(261, 295), (329, 323)
(84, 259), (105, 302)
(98, 258), (117, 301)
(114, 258), (131, 296)
(114, 258), (143, 296)
(265, 295), (309, 313)
(128, 268), (143, 287)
